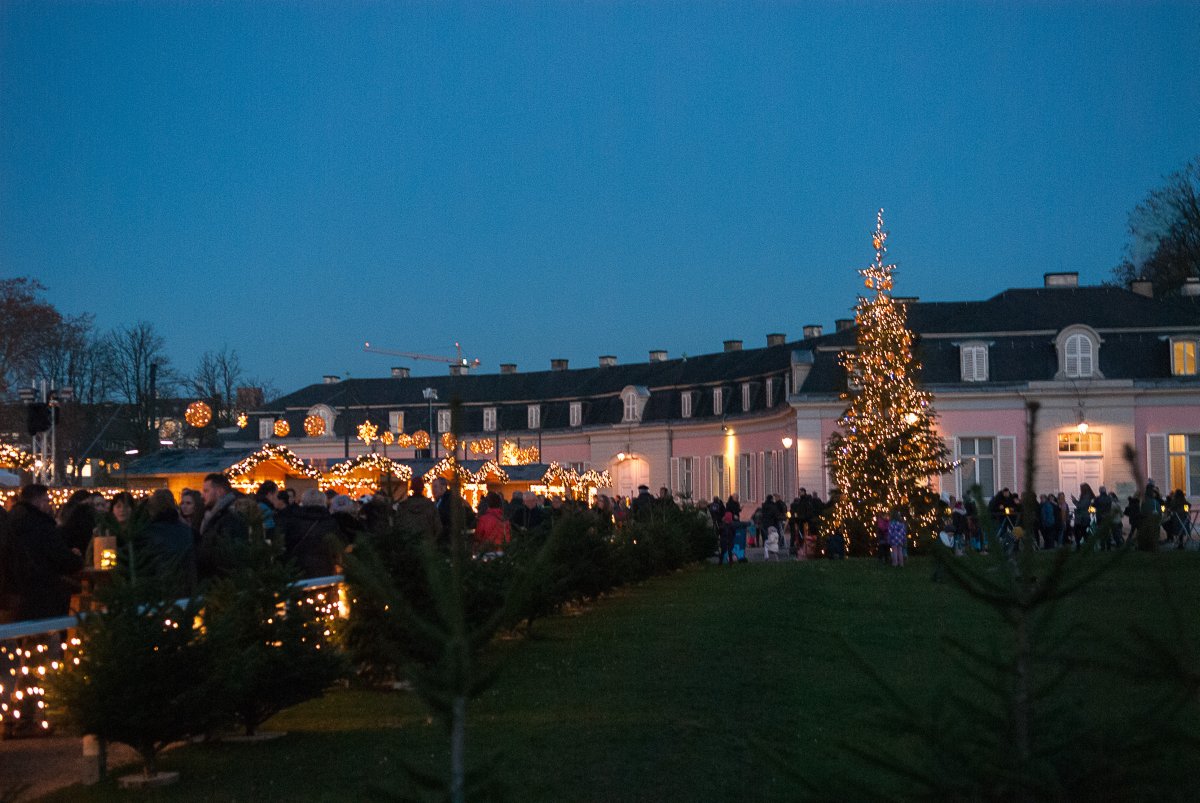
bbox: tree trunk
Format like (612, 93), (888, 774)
(450, 694), (466, 803)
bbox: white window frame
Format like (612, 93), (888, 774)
(483, 407), (497, 432)
(388, 410), (404, 434)
(1172, 338), (1198, 376)
(1166, 433), (1200, 496)
(623, 394), (639, 422)
(527, 404), (541, 430)
(765, 378), (774, 406)
(570, 402), (582, 427)
(437, 409), (451, 434)
(957, 436), (997, 499)
(1055, 326), (1103, 380)
(259, 418), (273, 440)
(960, 343), (989, 382)
(713, 387), (724, 414)
(681, 392), (693, 419)
(741, 383), (751, 412)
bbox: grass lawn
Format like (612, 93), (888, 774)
(42, 551), (1200, 801)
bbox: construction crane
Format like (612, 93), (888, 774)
(363, 341), (481, 370)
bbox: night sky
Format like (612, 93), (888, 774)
(3, 2), (1198, 394)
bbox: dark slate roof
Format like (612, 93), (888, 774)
(795, 285), (1200, 394)
(126, 448), (258, 476)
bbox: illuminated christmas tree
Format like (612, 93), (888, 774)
(825, 210), (950, 553)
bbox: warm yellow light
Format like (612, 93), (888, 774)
(616, 452), (626, 462)
(185, 401), (212, 428)
(304, 415), (326, 437)
(236, 411), (248, 429)
(441, 432), (457, 451)
(412, 430), (430, 449)
(904, 412), (919, 425)
(781, 437), (794, 449)
(273, 419), (290, 438)
(381, 431), (394, 445)
(357, 420), (378, 444)
(1076, 421), (1089, 434)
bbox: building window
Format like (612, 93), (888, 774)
(483, 407), (496, 432)
(259, 418), (273, 440)
(1064, 333), (1095, 377)
(741, 383), (751, 412)
(388, 410), (404, 434)
(1058, 432), (1102, 453)
(709, 455), (726, 499)
(958, 437), (996, 499)
(437, 409), (451, 434)
(1168, 434), (1200, 496)
(765, 378), (774, 406)
(739, 453), (754, 501)
(1172, 339), (1198, 376)
(527, 405), (540, 430)
(671, 456), (694, 498)
(623, 394), (639, 422)
(570, 402), (582, 427)
(960, 344), (989, 382)
(681, 392), (693, 419)
(713, 387), (724, 414)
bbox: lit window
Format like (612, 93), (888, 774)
(388, 411), (404, 433)
(1057, 432), (1102, 452)
(960, 344), (989, 382)
(483, 407), (496, 432)
(1172, 339), (1198, 376)
(1167, 433), (1200, 496)
(527, 405), (540, 430)
(570, 402), (582, 427)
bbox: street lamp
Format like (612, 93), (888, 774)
(781, 437), (794, 497)
(423, 388), (439, 458)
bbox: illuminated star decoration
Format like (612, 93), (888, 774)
(357, 420), (378, 444)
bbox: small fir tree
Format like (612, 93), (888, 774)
(825, 210), (950, 553)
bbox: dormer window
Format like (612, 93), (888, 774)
(1172, 338), (1198, 376)
(681, 391), (693, 419)
(621, 385), (650, 423)
(437, 409), (452, 433)
(388, 410), (404, 434)
(741, 383), (751, 412)
(527, 404), (541, 430)
(1055, 326), (1103, 380)
(308, 404), (337, 436)
(483, 407), (497, 432)
(765, 377), (774, 406)
(959, 343), (989, 382)
(713, 387), (724, 413)
(570, 402), (582, 427)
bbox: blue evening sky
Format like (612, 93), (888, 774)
(3, 2), (1198, 394)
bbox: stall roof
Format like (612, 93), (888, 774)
(125, 448), (258, 477)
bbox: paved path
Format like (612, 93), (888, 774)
(1, 734), (139, 801)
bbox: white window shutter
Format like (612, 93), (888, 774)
(670, 457), (679, 492)
(1065, 336), (1080, 376)
(960, 347), (972, 381)
(1078, 338), (1093, 376)
(997, 436), (1017, 493)
(1146, 434), (1168, 489)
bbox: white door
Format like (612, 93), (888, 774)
(1058, 457), (1101, 494)
(613, 457), (649, 499)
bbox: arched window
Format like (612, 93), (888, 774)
(1064, 333), (1093, 377)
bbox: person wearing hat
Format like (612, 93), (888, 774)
(630, 484), (656, 520)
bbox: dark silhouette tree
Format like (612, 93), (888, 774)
(1112, 156), (1200, 296)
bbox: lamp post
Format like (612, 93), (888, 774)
(423, 387), (439, 459)
(19, 381), (73, 485)
(781, 436), (794, 498)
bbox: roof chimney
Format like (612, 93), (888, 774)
(802, 325), (823, 339)
(391, 366), (410, 379)
(649, 350), (668, 363)
(723, 339), (743, 352)
(449, 364), (467, 376)
(1044, 272), (1079, 288)
(322, 375), (340, 384)
(835, 319), (854, 332)
(551, 358), (569, 371)
(599, 355), (617, 367)
(766, 333), (787, 347)
(1130, 278), (1154, 298)
(1180, 277), (1200, 297)
(500, 363), (517, 374)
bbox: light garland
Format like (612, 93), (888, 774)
(411, 430), (430, 449)
(469, 438), (494, 455)
(225, 443), (321, 482)
(500, 440), (540, 465)
(474, 460), (509, 484)
(0, 487), (154, 509)
(273, 419), (291, 438)
(184, 401), (212, 428)
(236, 412), (248, 429)
(0, 443), (35, 470)
(441, 432), (457, 451)
(304, 415), (326, 437)
(381, 431), (394, 446)
(395, 433), (413, 448)
(320, 453), (413, 496)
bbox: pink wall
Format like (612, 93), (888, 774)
(1135, 405), (1200, 434)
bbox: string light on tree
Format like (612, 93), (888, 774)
(236, 412), (248, 429)
(273, 419), (290, 438)
(304, 415), (326, 437)
(825, 210), (951, 554)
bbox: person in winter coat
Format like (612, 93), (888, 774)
(283, 490), (343, 578)
(197, 473), (249, 582)
(5, 484), (83, 619)
(887, 510), (908, 568)
(474, 491), (511, 556)
(394, 476), (440, 542)
(136, 489), (197, 598)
